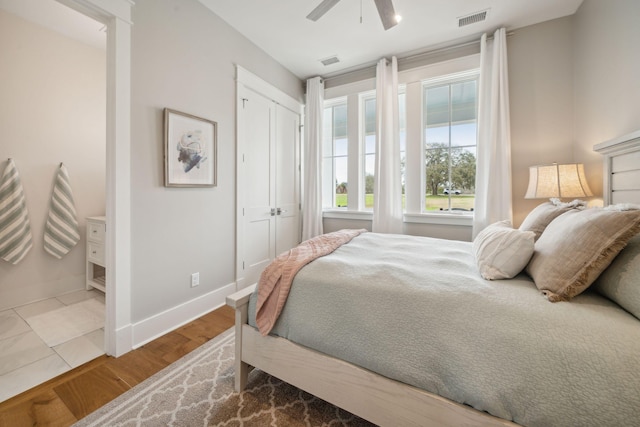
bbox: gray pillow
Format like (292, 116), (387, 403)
(519, 198), (585, 241)
(591, 234), (640, 319)
(526, 206), (640, 302)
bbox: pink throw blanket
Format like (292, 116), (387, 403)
(256, 229), (367, 335)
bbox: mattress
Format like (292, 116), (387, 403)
(248, 232), (640, 426)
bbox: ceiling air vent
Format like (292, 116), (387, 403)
(458, 9), (489, 27)
(320, 56), (340, 66)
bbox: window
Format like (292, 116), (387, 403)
(399, 90), (406, 207)
(359, 91), (405, 210)
(321, 57), (479, 222)
(424, 78), (477, 213)
(322, 101), (348, 208)
(362, 94), (376, 209)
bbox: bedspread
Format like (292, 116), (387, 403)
(248, 232), (640, 427)
(256, 228), (366, 335)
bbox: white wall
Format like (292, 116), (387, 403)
(572, 0), (640, 196)
(0, 10), (106, 311)
(129, 0), (303, 324)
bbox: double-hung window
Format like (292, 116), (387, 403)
(322, 99), (348, 208)
(361, 93), (376, 210)
(423, 75), (478, 213)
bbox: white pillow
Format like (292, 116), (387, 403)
(473, 220), (535, 280)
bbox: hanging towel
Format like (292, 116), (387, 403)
(0, 159), (33, 264)
(44, 163), (80, 259)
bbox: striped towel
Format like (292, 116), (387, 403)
(0, 159), (33, 264)
(44, 163), (80, 259)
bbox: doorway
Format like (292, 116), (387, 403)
(0, 0), (106, 401)
(0, 0), (133, 401)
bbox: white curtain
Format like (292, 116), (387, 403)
(302, 76), (324, 240)
(373, 56), (403, 234)
(473, 28), (513, 239)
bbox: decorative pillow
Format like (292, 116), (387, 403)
(525, 206), (640, 302)
(591, 234), (640, 319)
(473, 220), (535, 280)
(519, 198), (586, 241)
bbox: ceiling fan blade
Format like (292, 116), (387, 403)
(306, 0), (341, 22)
(373, 0), (397, 30)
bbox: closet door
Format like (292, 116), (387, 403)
(275, 105), (301, 255)
(236, 67), (302, 290)
(239, 86), (276, 287)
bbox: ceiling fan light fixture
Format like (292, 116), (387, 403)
(374, 0), (397, 30)
(306, 0), (341, 22)
(307, 0), (398, 31)
(394, 14), (402, 23)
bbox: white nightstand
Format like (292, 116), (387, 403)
(86, 216), (106, 292)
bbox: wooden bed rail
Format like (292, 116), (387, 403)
(226, 284), (256, 391)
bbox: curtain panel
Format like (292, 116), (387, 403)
(373, 56), (403, 234)
(473, 28), (513, 239)
(302, 76), (324, 240)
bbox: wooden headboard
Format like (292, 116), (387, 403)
(594, 129), (640, 206)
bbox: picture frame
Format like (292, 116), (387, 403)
(164, 108), (217, 187)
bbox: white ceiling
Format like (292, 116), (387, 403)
(0, 0), (583, 79)
(199, 0), (583, 80)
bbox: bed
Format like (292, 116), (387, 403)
(226, 130), (640, 427)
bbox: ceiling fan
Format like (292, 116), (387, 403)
(306, 0), (399, 31)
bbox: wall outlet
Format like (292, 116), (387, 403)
(191, 272), (200, 287)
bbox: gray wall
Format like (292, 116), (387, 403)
(510, 0), (640, 224)
(130, 0), (303, 323)
(0, 10), (106, 311)
(572, 0), (640, 195)
(508, 16), (575, 226)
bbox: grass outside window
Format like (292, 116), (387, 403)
(333, 194), (475, 211)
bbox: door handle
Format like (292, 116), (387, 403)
(277, 208), (288, 215)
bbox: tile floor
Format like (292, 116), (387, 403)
(0, 289), (105, 403)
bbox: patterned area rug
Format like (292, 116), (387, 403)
(73, 328), (374, 426)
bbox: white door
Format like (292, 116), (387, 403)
(275, 104), (301, 254)
(239, 86), (276, 286)
(237, 86), (301, 288)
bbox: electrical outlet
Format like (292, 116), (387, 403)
(191, 272), (200, 287)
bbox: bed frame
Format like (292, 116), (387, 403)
(227, 130), (640, 427)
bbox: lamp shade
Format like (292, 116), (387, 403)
(525, 163), (594, 199)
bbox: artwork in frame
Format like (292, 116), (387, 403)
(164, 108), (217, 187)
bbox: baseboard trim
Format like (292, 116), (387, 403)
(111, 323), (133, 357)
(131, 282), (237, 349)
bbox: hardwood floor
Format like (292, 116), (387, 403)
(0, 305), (234, 426)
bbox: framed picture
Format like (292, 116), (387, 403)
(164, 108), (217, 187)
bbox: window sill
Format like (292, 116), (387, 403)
(404, 213), (473, 226)
(323, 210), (373, 221)
(322, 210), (473, 226)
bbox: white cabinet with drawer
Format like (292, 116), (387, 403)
(86, 216), (106, 292)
